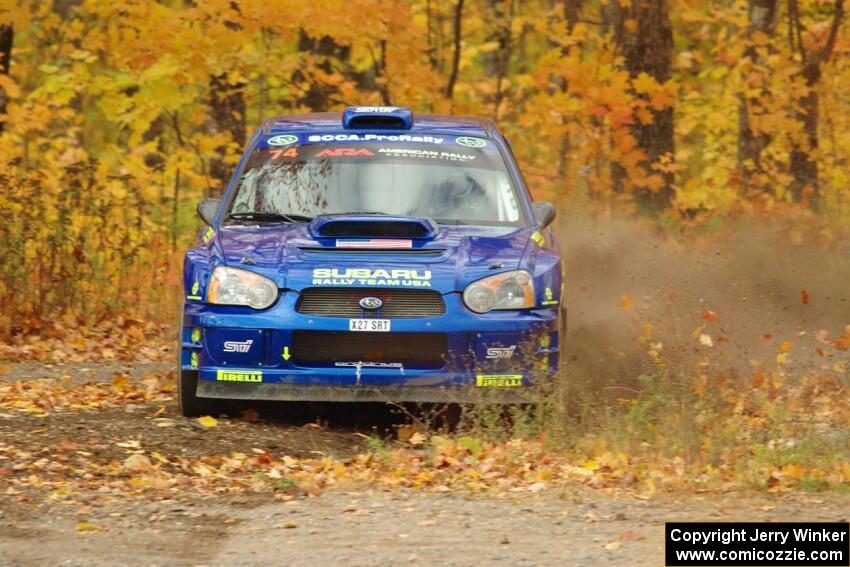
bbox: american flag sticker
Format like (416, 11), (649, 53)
(336, 238), (413, 249)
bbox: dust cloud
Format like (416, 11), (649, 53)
(557, 211), (850, 394)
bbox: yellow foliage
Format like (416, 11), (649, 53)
(0, 0), (848, 331)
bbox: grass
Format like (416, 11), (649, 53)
(440, 326), (850, 492)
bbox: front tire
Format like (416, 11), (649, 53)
(178, 368), (223, 417)
(177, 303), (224, 417)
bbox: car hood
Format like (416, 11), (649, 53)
(215, 222), (534, 293)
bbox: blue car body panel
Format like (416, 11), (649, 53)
(181, 109), (562, 402)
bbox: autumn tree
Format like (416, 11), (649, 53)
(611, 0), (675, 213)
(3, 0), (850, 331)
(207, 4), (247, 194)
(0, 24), (11, 133)
(445, 0), (465, 99)
(738, 0), (779, 191)
(292, 32), (353, 111)
(787, 0), (845, 208)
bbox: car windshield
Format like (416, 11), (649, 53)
(228, 136), (524, 226)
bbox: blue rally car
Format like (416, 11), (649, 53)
(178, 106), (563, 416)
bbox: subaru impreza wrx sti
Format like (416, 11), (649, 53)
(178, 106), (564, 416)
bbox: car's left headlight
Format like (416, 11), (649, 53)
(207, 266), (278, 309)
(463, 270), (535, 313)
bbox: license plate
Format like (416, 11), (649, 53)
(348, 319), (391, 332)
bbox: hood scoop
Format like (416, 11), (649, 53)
(309, 215), (438, 239)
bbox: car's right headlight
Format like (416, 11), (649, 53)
(207, 266), (278, 309)
(463, 270), (535, 314)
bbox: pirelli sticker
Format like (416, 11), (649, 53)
(216, 370), (263, 383)
(476, 374), (523, 388)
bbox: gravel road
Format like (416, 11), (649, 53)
(2, 486), (849, 566)
(2, 357), (849, 566)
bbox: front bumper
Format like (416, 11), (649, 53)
(181, 292), (560, 402)
(197, 382), (540, 403)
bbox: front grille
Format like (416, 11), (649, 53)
(296, 288), (446, 318)
(291, 331), (446, 368)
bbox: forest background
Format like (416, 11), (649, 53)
(0, 0), (846, 334)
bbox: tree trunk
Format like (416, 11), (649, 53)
(789, 64), (821, 205)
(786, 0), (844, 209)
(563, 0), (581, 30)
(208, 74), (246, 196)
(738, 0), (778, 190)
(0, 25), (12, 134)
(612, 0), (675, 214)
(445, 0), (465, 99)
(293, 32), (352, 111)
(488, 0), (515, 116)
(557, 0), (582, 202)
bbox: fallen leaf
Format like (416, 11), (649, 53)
(457, 436), (482, 457)
(834, 327), (850, 351)
(619, 293), (634, 311)
(801, 290), (810, 305)
(409, 432), (427, 445)
(397, 423), (426, 443)
(75, 520), (103, 532)
(123, 453), (153, 472)
(702, 310), (717, 321)
(241, 408), (260, 422)
(604, 541), (623, 550)
(150, 452), (169, 464)
(111, 373), (130, 389)
(699, 334), (714, 347)
(197, 415), (218, 428)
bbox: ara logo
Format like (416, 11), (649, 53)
(456, 136), (487, 148)
(315, 148), (375, 157)
(223, 339), (253, 353)
(485, 345), (516, 359)
(267, 134), (298, 146)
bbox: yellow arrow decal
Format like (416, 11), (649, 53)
(282, 346), (291, 361)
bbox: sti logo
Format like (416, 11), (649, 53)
(353, 106), (398, 113)
(223, 340), (253, 353)
(315, 148), (375, 157)
(485, 345), (516, 359)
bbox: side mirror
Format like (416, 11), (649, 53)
(532, 202), (556, 229)
(197, 198), (221, 226)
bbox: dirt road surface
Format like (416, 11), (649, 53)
(2, 472), (849, 566)
(2, 363), (849, 566)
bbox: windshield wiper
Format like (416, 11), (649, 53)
(228, 212), (313, 224)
